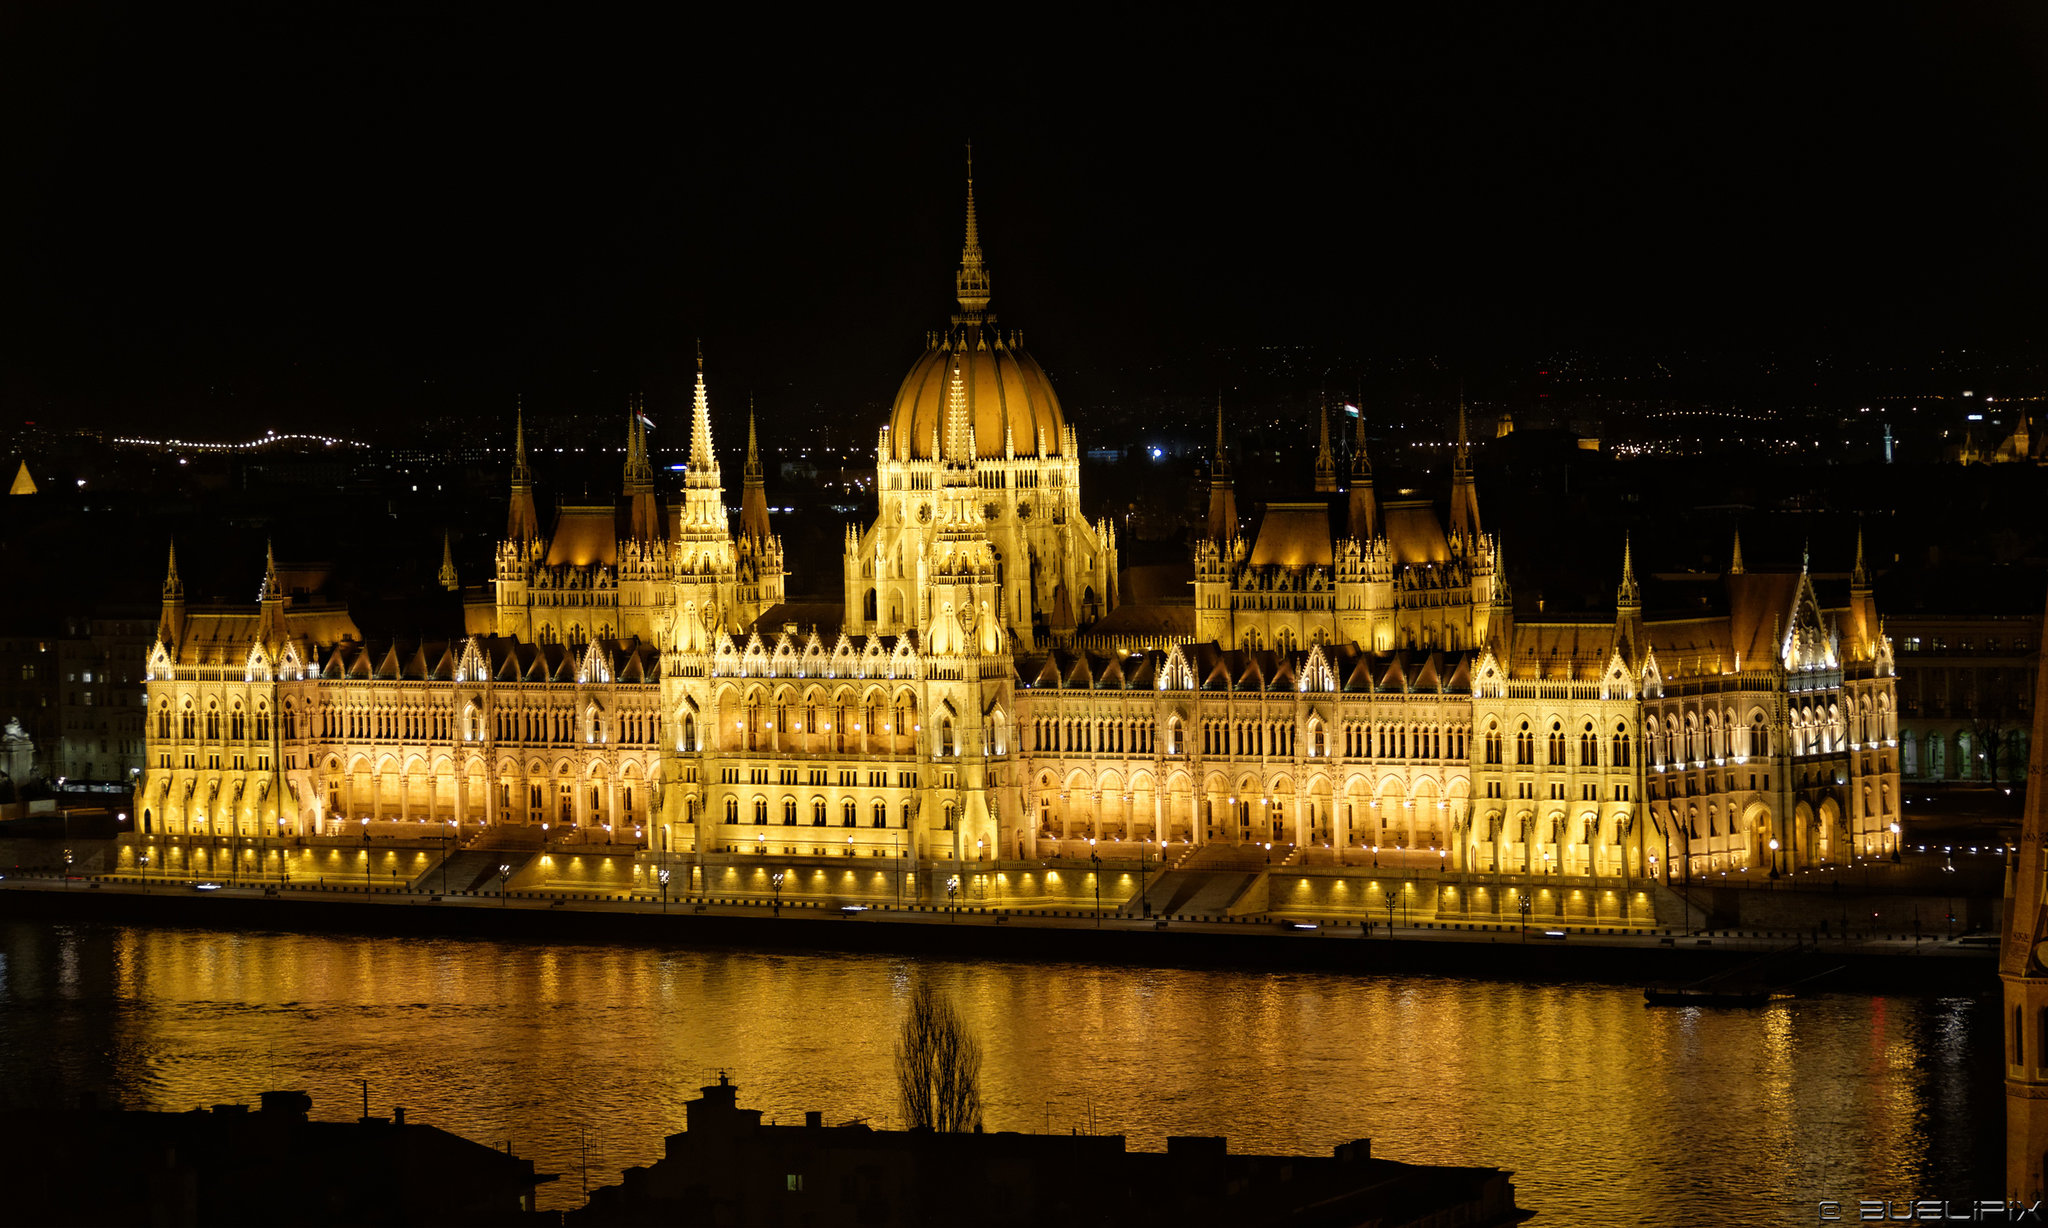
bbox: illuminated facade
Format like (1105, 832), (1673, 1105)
(137, 166), (1900, 883)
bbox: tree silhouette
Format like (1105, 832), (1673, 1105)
(894, 974), (983, 1132)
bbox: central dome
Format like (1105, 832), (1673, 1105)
(887, 325), (1066, 461)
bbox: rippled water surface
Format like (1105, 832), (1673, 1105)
(0, 921), (2000, 1224)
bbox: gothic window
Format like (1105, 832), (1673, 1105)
(873, 801), (887, 827)
(1613, 722), (1632, 767)
(1580, 723), (1597, 767)
(783, 798), (797, 825)
(1548, 722), (1564, 766)
(1168, 719), (1183, 756)
(1516, 722), (1533, 765)
(813, 799), (827, 826)
(681, 713), (696, 752)
(1486, 723), (1502, 766)
(753, 798), (768, 824)
(842, 800), (856, 827)
(1312, 723), (1325, 758)
(158, 705), (172, 739)
(205, 706), (220, 740)
(943, 803), (956, 830)
(725, 797), (739, 824)
(1751, 713), (1766, 758)
(901, 802), (914, 828)
(940, 719), (955, 757)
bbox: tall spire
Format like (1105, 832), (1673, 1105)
(688, 341), (717, 477)
(624, 394), (654, 491)
(438, 532), (459, 591)
(1852, 521), (1870, 587)
(1730, 526), (1746, 575)
(261, 538), (281, 601)
(163, 539), (183, 600)
(512, 395), (531, 484)
(744, 395), (762, 480)
(506, 396), (541, 543)
(739, 395), (771, 547)
(954, 142), (991, 320)
(1207, 395), (1238, 546)
(1448, 384), (1482, 541)
(1351, 402), (1370, 476)
(1346, 402), (1378, 541)
(1617, 533), (1640, 607)
(1313, 396), (1337, 493)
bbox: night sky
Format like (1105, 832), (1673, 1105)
(2, 7), (2043, 435)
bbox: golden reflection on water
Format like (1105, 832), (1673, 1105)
(0, 922), (1996, 1221)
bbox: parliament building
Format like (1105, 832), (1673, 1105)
(137, 170), (1902, 888)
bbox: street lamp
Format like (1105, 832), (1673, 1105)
(946, 874), (959, 921)
(772, 870), (785, 915)
(658, 867), (671, 913)
(1518, 892), (1532, 940)
(1889, 821), (1902, 864)
(1089, 839), (1101, 926)
(498, 862), (511, 905)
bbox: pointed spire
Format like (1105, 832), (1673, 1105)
(262, 538), (281, 601)
(1729, 525), (1746, 575)
(1313, 396), (1337, 492)
(744, 395), (762, 480)
(623, 394), (654, 491)
(1455, 381), (1470, 466)
(688, 342), (717, 476)
(1447, 383), (1482, 541)
(506, 396), (542, 543)
(1617, 533), (1640, 607)
(163, 539), (183, 600)
(1852, 521), (1870, 587)
(1802, 537), (1811, 575)
(438, 533), (459, 591)
(955, 142), (992, 320)
(1351, 402), (1370, 476)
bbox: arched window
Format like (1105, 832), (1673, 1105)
(1613, 722), (1632, 767)
(1312, 723), (1325, 758)
(681, 713), (696, 752)
(205, 706), (220, 740)
(753, 798), (768, 825)
(783, 799), (797, 825)
(901, 802), (914, 828)
(1750, 713), (1767, 758)
(157, 704), (172, 739)
(1168, 719), (1183, 756)
(813, 799), (827, 826)
(1516, 722), (1533, 765)
(943, 802), (956, 830)
(842, 800), (856, 827)
(940, 719), (955, 756)
(1580, 722), (1597, 767)
(724, 797), (739, 824)
(1485, 723), (1502, 765)
(1548, 722), (1564, 766)
(873, 801), (887, 827)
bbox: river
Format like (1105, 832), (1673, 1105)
(0, 920), (2001, 1224)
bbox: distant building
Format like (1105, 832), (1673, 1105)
(55, 613), (155, 785)
(0, 1090), (549, 1226)
(570, 1074), (1526, 1228)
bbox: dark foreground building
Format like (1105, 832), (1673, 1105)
(0, 1090), (551, 1226)
(571, 1075), (1527, 1228)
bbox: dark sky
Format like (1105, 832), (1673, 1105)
(2, 6), (2043, 435)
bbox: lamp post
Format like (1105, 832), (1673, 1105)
(1889, 821), (1902, 865)
(498, 862), (511, 906)
(658, 867), (670, 913)
(138, 851), (149, 893)
(1138, 836), (1150, 918)
(946, 874), (959, 921)
(1768, 837), (1781, 881)
(1518, 891), (1532, 941)
(772, 870), (785, 916)
(1089, 838), (1101, 927)
(442, 820), (454, 893)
